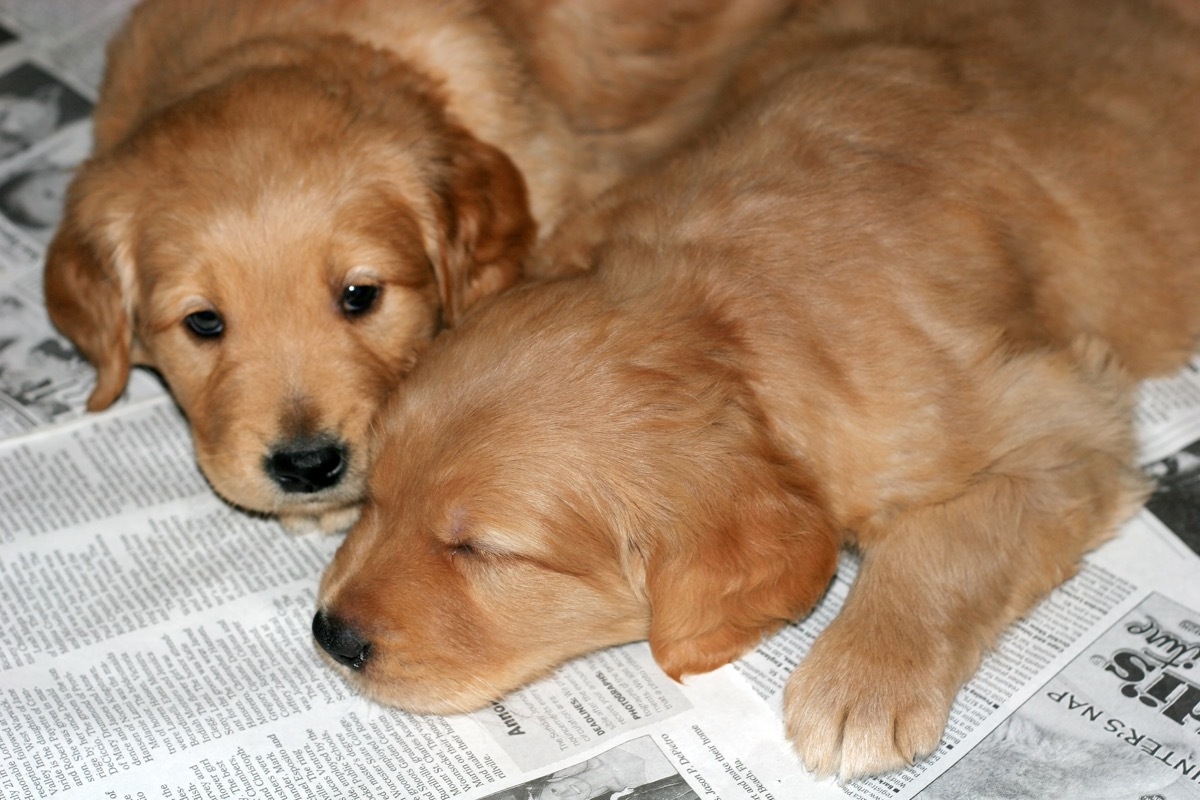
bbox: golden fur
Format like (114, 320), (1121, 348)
(43, 0), (790, 531)
(316, 0), (1200, 779)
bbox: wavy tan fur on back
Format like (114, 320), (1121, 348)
(314, 0), (1200, 779)
(42, 0), (793, 532)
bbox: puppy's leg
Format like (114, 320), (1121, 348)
(784, 345), (1148, 779)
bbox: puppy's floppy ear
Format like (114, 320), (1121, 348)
(43, 173), (136, 412)
(435, 130), (536, 326)
(644, 445), (841, 680)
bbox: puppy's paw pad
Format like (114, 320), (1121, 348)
(784, 656), (949, 780)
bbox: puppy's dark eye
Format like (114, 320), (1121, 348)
(184, 310), (224, 338)
(341, 284), (380, 316)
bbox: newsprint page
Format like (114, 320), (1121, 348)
(3, 4), (1200, 800)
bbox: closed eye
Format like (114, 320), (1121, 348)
(447, 538), (513, 563)
(449, 541), (478, 558)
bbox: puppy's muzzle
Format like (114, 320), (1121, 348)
(266, 437), (348, 493)
(312, 609), (370, 670)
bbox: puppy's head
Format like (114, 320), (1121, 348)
(315, 279), (839, 712)
(44, 57), (534, 521)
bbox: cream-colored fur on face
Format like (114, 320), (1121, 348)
(42, 0), (792, 531)
(316, 0), (1200, 779)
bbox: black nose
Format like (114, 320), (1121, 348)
(267, 439), (347, 493)
(312, 610), (370, 670)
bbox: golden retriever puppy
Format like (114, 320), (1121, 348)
(314, 0), (1200, 779)
(43, 0), (791, 532)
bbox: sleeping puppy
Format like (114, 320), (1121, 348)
(314, 0), (1200, 780)
(43, 0), (790, 533)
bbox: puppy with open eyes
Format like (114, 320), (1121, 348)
(314, 0), (1200, 781)
(43, 0), (790, 533)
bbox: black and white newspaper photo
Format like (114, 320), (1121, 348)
(0, 0), (164, 436)
(921, 593), (1200, 799)
(1146, 439), (1200, 557)
(477, 736), (700, 800)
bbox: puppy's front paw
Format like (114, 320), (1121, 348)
(782, 628), (956, 780)
(278, 504), (362, 535)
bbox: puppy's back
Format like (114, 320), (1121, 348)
(529, 0), (1200, 528)
(556, 0), (1200, 380)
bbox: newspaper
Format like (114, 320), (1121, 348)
(3, 2), (1200, 798)
(0, 403), (836, 800)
